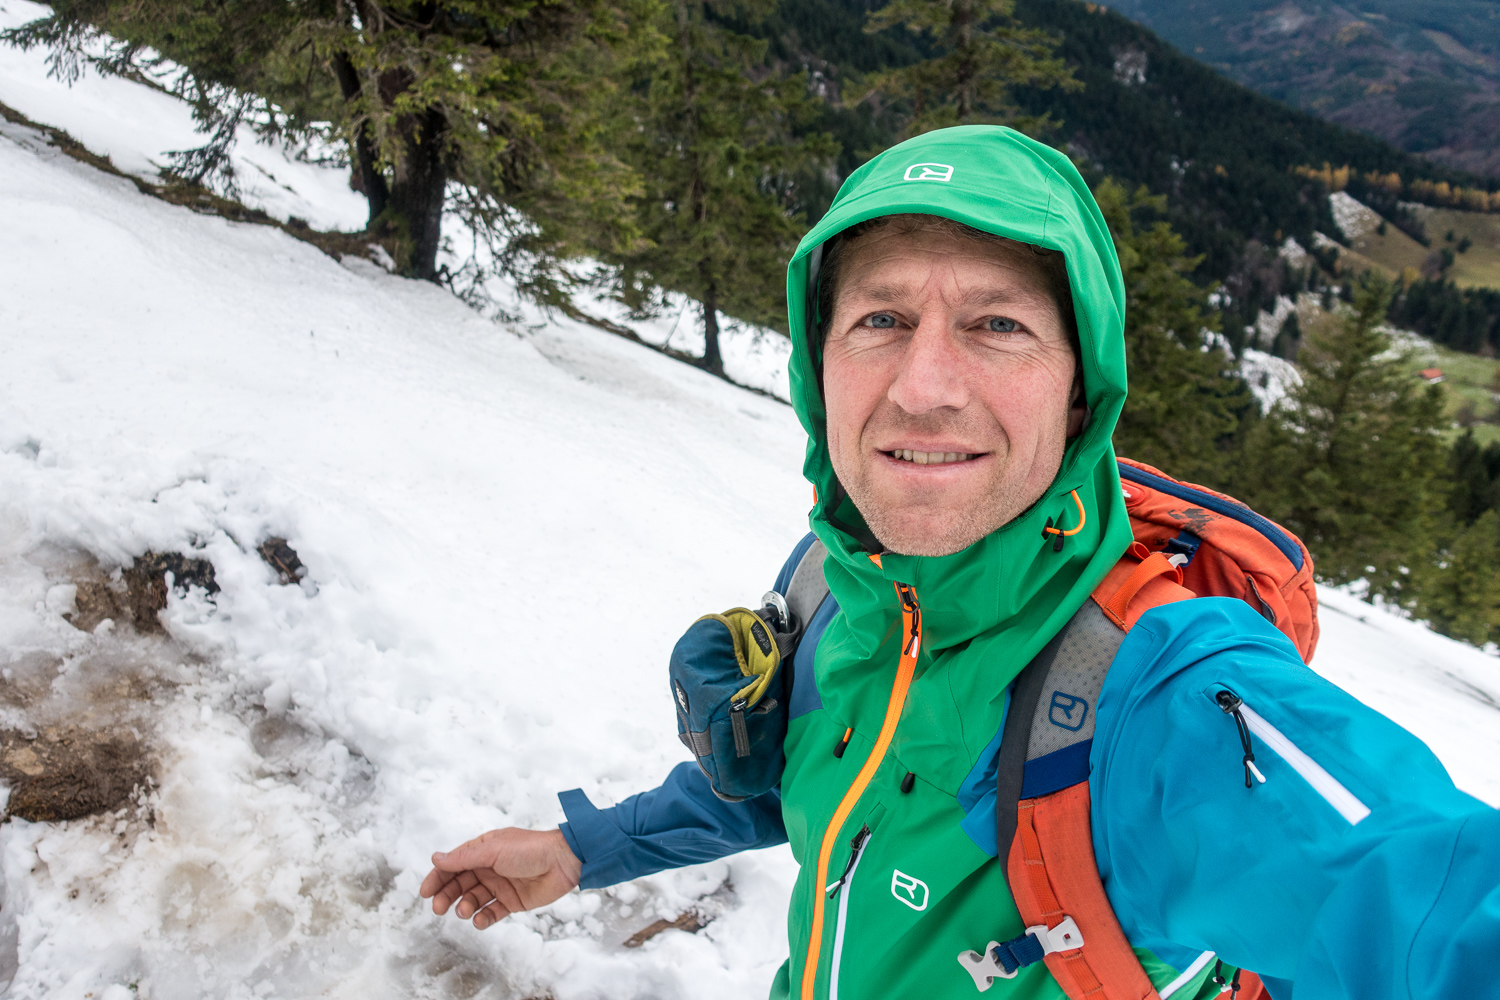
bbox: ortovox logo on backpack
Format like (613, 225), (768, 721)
(891, 869), (929, 911)
(1048, 691), (1089, 731)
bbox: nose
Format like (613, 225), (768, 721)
(885, 315), (971, 416)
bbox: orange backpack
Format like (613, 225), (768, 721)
(958, 458), (1317, 1000)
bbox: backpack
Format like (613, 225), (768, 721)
(961, 458), (1315, 1000)
(671, 458), (1314, 998)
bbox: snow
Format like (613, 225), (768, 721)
(0, 0), (794, 402)
(1277, 236), (1310, 269)
(0, 2), (367, 232)
(1, 14), (1498, 999)
(1239, 348), (1303, 411)
(1312, 230), (1344, 253)
(1328, 191), (1383, 243)
(0, 57), (806, 998)
(1250, 293), (1296, 350)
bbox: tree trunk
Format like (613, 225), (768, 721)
(954, 0), (975, 121)
(701, 280), (724, 376)
(386, 105), (449, 281)
(330, 51), (389, 227)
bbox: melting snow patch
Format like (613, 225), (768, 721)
(1278, 236), (1310, 269)
(1328, 191), (1383, 243)
(1240, 348), (1303, 411)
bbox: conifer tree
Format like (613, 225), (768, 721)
(1446, 430), (1500, 525)
(609, 0), (835, 375)
(1096, 179), (1250, 487)
(1416, 511), (1500, 647)
(1407, 429), (1500, 646)
(1237, 274), (1447, 603)
(859, 0), (1078, 137)
(3, 1), (648, 283)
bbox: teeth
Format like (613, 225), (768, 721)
(893, 450), (973, 464)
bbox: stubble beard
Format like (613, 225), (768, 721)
(846, 476), (1007, 556)
(836, 434), (1040, 558)
(833, 411), (1066, 557)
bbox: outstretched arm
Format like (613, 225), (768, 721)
(1093, 598), (1500, 1000)
(559, 760), (787, 889)
(423, 537), (812, 926)
(421, 763), (786, 929)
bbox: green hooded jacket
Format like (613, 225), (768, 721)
(770, 125), (1161, 1000)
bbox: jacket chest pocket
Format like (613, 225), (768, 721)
(816, 793), (1002, 999)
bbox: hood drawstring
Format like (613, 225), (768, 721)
(1042, 490), (1087, 552)
(1211, 959), (1243, 998)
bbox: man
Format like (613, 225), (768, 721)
(420, 127), (1500, 999)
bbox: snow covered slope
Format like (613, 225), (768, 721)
(1, 48), (808, 999)
(2, 10), (1499, 999)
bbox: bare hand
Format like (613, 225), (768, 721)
(419, 827), (582, 929)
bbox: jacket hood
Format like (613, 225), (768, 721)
(784, 126), (1134, 785)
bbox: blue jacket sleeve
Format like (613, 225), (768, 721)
(1092, 597), (1500, 1000)
(555, 535), (815, 889)
(558, 762), (787, 888)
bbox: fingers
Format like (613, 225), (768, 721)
(421, 828), (575, 930)
(464, 871), (533, 930)
(419, 864), (459, 902)
(427, 830), (510, 876)
(457, 881), (498, 920)
(425, 868), (481, 915)
(472, 899), (508, 930)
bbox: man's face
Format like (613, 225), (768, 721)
(822, 224), (1085, 557)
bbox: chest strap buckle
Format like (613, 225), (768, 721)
(956, 917), (1085, 992)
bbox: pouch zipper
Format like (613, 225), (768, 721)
(800, 582), (921, 1000)
(1216, 688), (1371, 825)
(730, 698), (751, 757)
(825, 825), (871, 1000)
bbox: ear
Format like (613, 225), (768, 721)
(1065, 369), (1090, 439)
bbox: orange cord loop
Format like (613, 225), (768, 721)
(1043, 490), (1087, 549)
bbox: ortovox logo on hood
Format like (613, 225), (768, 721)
(902, 162), (954, 182)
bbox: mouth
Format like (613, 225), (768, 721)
(883, 449), (981, 466)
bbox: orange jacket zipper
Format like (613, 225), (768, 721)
(800, 581), (922, 1000)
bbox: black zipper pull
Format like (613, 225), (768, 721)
(730, 698), (751, 757)
(896, 584), (921, 654)
(825, 824), (871, 898)
(833, 727), (851, 758)
(1216, 690), (1266, 788)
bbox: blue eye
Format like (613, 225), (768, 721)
(988, 317), (1019, 333)
(868, 313), (896, 329)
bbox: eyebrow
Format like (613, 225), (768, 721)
(843, 281), (1053, 310)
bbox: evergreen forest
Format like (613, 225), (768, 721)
(5, 0), (1500, 647)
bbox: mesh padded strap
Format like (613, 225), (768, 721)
(784, 539), (829, 633)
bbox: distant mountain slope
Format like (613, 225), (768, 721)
(1108, 0), (1500, 177)
(763, 0), (1486, 283)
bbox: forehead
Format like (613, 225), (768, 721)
(834, 225), (1059, 308)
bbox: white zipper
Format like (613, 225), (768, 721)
(826, 831), (872, 1000)
(1158, 950), (1216, 999)
(1238, 701), (1371, 825)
